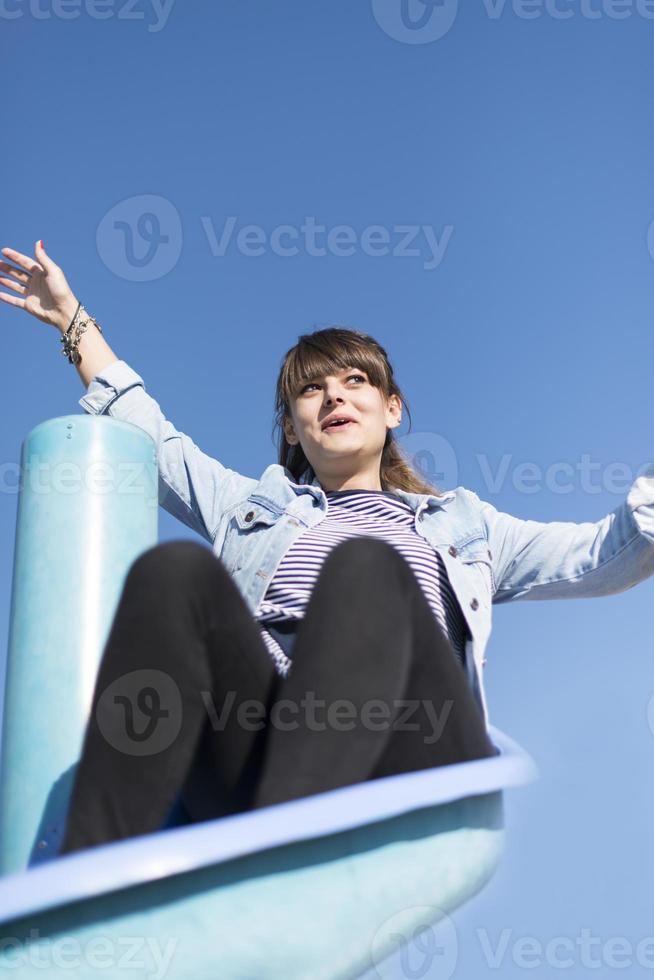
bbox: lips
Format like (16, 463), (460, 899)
(321, 416), (357, 430)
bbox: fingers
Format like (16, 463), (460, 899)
(0, 292), (26, 310)
(0, 276), (26, 294)
(34, 239), (53, 272)
(0, 260), (30, 284)
(35, 240), (51, 260)
(1, 247), (42, 276)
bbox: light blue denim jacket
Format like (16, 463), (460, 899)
(79, 359), (654, 728)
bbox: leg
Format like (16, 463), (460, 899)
(59, 540), (279, 854)
(250, 537), (496, 809)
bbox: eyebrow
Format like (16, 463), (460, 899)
(301, 367), (366, 382)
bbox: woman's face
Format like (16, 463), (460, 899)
(283, 366), (402, 488)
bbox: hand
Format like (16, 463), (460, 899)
(0, 240), (79, 332)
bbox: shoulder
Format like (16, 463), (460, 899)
(437, 485), (492, 539)
(436, 484), (483, 511)
(225, 462), (303, 509)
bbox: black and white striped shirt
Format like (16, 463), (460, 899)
(254, 489), (470, 676)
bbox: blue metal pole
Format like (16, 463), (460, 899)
(0, 415), (158, 872)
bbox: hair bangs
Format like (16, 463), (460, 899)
(281, 330), (388, 404)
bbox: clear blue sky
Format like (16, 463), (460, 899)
(2, 2), (654, 976)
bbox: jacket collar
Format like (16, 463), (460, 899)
(303, 472), (456, 513)
(257, 464), (456, 513)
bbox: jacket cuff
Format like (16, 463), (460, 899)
(626, 460), (654, 543)
(78, 360), (145, 415)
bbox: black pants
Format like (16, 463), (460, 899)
(59, 537), (497, 855)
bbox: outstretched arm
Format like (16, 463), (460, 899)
(0, 240), (256, 542)
(472, 467), (654, 603)
(0, 241), (119, 385)
(78, 360), (256, 541)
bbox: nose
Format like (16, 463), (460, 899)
(323, 380), (345, 406)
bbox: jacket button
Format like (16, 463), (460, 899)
(448, 545), (458, 557)
(244, 510), (255, 523)
(470, 598), (479, 610)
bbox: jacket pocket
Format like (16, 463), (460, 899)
(221, 500), (285, 575)
(233, 501), (283, 531)
(456, 535), (496, 602)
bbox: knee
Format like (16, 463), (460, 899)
(326, 536), (401, 573)
(126, 540), (225, 590)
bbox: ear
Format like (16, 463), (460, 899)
(385, 393), (402, 429)
(284, 416), (299, 446)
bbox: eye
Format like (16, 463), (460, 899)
(300, 373), (366, 394)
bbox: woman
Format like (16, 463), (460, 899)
(2, 241), (654, 856)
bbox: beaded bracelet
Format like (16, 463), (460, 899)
(59, 302), (103, 366)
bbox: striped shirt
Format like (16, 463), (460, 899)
(254, 488), (470, 676)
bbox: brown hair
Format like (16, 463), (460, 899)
(272, 326), (445, 495)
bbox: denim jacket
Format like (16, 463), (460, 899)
(79, 360), (654, 728)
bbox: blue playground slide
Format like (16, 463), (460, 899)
(0, 415), (538, 979)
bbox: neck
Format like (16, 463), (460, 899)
(316, 471), (383, 492)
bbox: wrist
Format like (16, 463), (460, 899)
(55, 295), (81, 334)
(58, 303), (103, 366)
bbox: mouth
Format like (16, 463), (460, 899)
(321, 419), (357, 433)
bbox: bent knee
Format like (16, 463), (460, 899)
(327, 536), (401, 569)
(126, 540), (226, 587)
